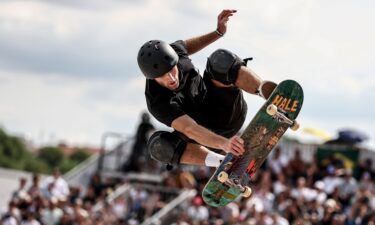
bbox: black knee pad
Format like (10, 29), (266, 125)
(147, 131), (187, 165)
(206, 49), (246, 85)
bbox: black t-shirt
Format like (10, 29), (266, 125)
(145, 40), (247, 137)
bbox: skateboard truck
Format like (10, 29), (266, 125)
(217, 171), (252, 198)
(266, 104), (300, 131)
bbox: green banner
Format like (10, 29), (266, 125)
(317, 147), (359, 172)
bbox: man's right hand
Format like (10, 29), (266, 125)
(172, 115), (246, 156)
(223, 136), (245, 156)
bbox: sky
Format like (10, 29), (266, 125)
(0, 0), (374, 148)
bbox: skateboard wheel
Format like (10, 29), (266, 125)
(266, 104), (277, 116)
(217, 172), (229, 183)
(242, 186), (252, 198)
(291, 121), (300, 131)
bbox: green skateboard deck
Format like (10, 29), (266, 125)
(202, 79), (304, 207)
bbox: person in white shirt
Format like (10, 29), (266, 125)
(40, 197), (63, 225)
(267, 147), (288, 175)
(290, 177), (316, 202)
(314, 180), (328, 204)
(41, 169), (70, 201)
(322, 166), (343, 195)
(11, 177), (29, 202)
(20, 212), (40, 225)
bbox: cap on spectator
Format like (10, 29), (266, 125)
(327, 165), (336, 175)
(324, 199), (337, 208)
(314, 181), (324, 190)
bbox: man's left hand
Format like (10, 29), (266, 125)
(217, 9), (237, 36)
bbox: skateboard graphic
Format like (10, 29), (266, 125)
(202, 79), (304, 207)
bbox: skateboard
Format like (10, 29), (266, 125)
(202, 79), (304, 207)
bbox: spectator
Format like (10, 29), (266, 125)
(41, 183), (55, 200)
(273, 173), (288, 195)
(40, 197), (63, 225)
(267, 147), (288, 176)
(187, 196), (209, 222)
(123, 112), (155, 172)
(68, 186), (82, 205)
(89, 173), (104, 197)
(338, 169), (357, 207)
(255, 176), (275, 212)
(286, 150), (306, 182)
(69, 199), (89, 222)
(290, 177), (316, 202)
(1, 201), (20, 225)
(305, 199), (324, 222)
(322, 199), (341, 225)
(313, 181), (328, 204)
(42, 169), (70, 201)
(82, 186), (97, 205)
(98, 201), (118, 225)
(28, 174), (42, 199)
(356, 158), (374, 180)
(220, 202), (240, 224)
(322, 166), (343, 195)
(358, 171), (375, 191)
(12, 177), (29, 203)
(20, 212), (40, 225)
(271, 212), (289, 225)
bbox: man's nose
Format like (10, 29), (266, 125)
(168, 73), (175, 81)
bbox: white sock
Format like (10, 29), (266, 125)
(205, 151), (225, 167)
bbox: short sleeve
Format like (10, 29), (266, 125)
(170, 40), (189, 58)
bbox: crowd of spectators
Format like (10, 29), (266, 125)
(0, 169), (124, 225)
(2, 145), (374, 225)
(169, 148), (375, 225)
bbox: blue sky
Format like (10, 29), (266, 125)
(0, 0), (374, 148)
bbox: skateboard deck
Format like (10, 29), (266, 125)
(202, 79), (304, 207)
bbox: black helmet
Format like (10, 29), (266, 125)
(137, 40), (178, 79)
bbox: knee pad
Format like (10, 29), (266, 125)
(147, 131), (187, 165)
(206, 49), (246, 85)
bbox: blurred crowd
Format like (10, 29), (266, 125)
(1, 112), (374, 225)
(0, 169), (126, 225)
(170, 148), (375, 225)
(2, 146), (374, 225)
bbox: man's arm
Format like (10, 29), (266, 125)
(171, 114), (244, 156)
(184, 9), (237, 55)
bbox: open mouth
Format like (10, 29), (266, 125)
(169, 80), (177, 87)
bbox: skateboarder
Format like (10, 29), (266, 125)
(137, 9), (275, 169)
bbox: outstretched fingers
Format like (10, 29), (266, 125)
(218, 9), (237, 21)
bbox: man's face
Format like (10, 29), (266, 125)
(154, 65), (179, 90)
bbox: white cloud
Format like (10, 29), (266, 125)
(0, 69), (146, 146)
(0, 0), (374, 148)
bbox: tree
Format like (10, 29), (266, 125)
(70, 149), (90, 163)
(37, 146), (64, 168)
(0, 128), (31, 169)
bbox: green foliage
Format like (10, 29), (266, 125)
(24, 157), (49, 173)
(0, 128), (91, 174)
(0, 128), (32, 169)
(59, 159), (78, 174)
(70, 149), (90, 163)
(37, 147), (64, 168)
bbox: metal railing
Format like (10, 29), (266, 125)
(141, 188), (197, 225)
